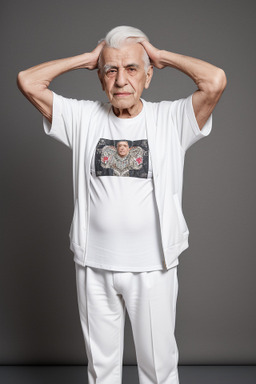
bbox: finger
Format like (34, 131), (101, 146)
(97, 39), (106, 47)
(94, 40), (106, 53)
(139, 39), (149, 50)
(140, 40), (153, 50)
(140, 41), (156, 60)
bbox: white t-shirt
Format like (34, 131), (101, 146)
(43, 93), (212, 269)
(85, 105), (165, 272)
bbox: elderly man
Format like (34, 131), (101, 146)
(17, 26), (226, 384)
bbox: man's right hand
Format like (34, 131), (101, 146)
(86, 40), (106, 70)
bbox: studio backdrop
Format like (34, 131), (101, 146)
(1, 0), (256, 365)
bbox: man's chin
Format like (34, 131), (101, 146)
(111, 97), (140, 111)
(112, 98), (133, 107)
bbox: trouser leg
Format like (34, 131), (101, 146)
(75, 264), (126, 384)
(121, 267), (179, 384)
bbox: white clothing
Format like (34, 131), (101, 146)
(43, 93), (212, 269)
(75, 264), (179, 384)
(87, 106), (164, 271)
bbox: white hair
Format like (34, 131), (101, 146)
(98, 26), (150, 73)
(104, 26), (149, 48)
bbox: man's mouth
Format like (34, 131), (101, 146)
(114, 92), (131, 97)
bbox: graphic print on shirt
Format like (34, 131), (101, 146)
(95, 138), (149, 178)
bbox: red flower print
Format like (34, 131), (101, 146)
(136, 157), (142, 164)
(103, 156), (108, 163)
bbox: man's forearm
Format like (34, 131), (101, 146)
(17, 53), (95, 121)
(158, 50), (226, 95)
(158, 50), (227, 129)
(17, 41), (105, 122)
(140, 40), (227, 128)
(17, 52), (95, 93)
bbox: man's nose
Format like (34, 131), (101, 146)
(115, 69), (127, 87)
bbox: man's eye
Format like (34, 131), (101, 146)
(127, 67), (136, 73)
(106, 69), (117, 77)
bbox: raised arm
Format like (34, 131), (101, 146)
(140, 41), (227, 130)
(17, 41), (105, 123)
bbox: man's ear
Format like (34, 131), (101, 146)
(144, 65), (153, 89)
(97, 69), (105, 91)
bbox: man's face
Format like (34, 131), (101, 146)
(98, 43), (153, 112)
(117, 141), (130, 157)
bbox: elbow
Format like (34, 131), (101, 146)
(17, 70), (30, 94)
(17, 71), (25, 90)
(202, 68), (227, 103)
(215, 68), (227, 92)
(210, 68), (227, 98)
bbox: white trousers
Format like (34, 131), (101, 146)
(75, 264), (179, 384)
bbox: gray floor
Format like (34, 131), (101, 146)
(0, 366), (256, 384)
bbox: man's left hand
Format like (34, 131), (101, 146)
(140, 40), (165, 69)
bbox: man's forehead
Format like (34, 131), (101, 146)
(101, 43), (145, 65)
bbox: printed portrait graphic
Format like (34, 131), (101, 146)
(95, 138), (149, 178)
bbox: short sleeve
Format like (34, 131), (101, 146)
(43, 92), (81, 149)
(171, 94), (212, 152)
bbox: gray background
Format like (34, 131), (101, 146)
(1, 0), (256, 365)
